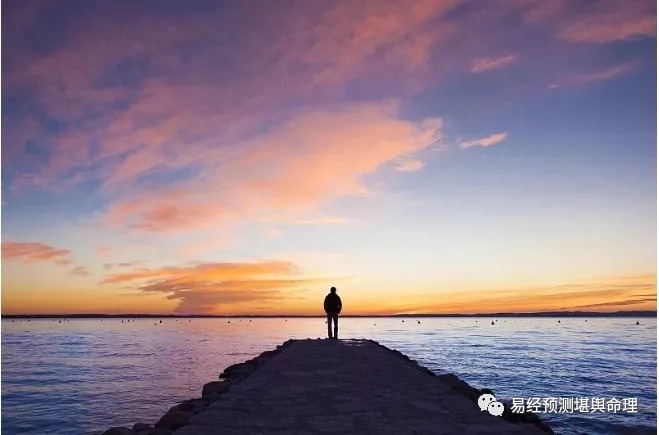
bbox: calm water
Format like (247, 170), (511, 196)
(1, 317), (656, 434)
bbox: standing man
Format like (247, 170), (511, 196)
(323, 286), (342, 339)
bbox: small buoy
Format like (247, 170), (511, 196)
(249, 320), (252, 323)
(491, 321), (494, 325)
(636, 321), (640, 325)
(285, 319), (288, 322)
(227, 321), (230, 323)
(121, 320), (124, 323)
(58, 320), (61, 323)
(476, 320), (478, 323)
(402, 320), (405, 323)
(189, 320), (191, 322)
(417, 320), (420, 324)
(558, 320), (561, 323)
(374, 323), (376, 326)
(585, 320), (587, 322)
(159, 320), (162, 323)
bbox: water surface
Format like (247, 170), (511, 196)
(2, 317), (656, 434)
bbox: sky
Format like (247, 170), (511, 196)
(1, 0), (657, 315)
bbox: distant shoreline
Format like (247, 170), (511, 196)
(2, 310), (656, 319)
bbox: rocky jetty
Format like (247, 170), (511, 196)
(102, 339), (552, 434)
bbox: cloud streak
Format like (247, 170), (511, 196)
(469, 54), (519, 73)
(459, 132), (508, 150)
(2, 242), (71, 265)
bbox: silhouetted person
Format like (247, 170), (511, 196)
(324, 286), (342, 339)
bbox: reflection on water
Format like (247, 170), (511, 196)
(1, 317), (656, 434)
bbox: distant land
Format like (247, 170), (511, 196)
(2, 311), (656, 319)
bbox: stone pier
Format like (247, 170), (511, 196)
(104, 339), (552, 435)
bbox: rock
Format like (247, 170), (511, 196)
(139, 428), (171, 435)
(499, 400), (554, 433)
(132, 422), (152, 431)
(175, 398), (207, 413)
(436, 374), (481, 401)
(175, 401), (195, 411)
(201, 391), (222, 403)
(202, 380), (231, 396)
(257, 350), (276, 359)
(155, 410), (194, 430)
(102, 427), (134, 435)
(219, 362), (256, 379)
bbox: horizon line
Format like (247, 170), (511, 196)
(2, 310), (656, 318)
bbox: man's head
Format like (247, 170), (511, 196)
(330, 286), (337, 294)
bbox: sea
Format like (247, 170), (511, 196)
(1, 317), (656, 434)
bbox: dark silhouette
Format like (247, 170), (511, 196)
(323, 286), (342, 339)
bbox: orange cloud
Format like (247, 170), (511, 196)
(2, 242), (71, 265)
(409, 274), (657, 314)
(459, 132), (508, 150)
(102, 260), (317, 314)
(103, 102), (442, 232)
(102, 261), (297, 285)
(469, 54), (519, 73)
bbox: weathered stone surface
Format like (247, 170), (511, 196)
(132, 422), (152, 431)
(173, 339), (552, 434)
(200, 391), (222, 403)
(173, 398), (207, 414)
(102, 427), (134, 435)
(155, 410), (194, 430)
(202, 380), (231, 396)
(219, 362), (256, 379)
(138, 428), (171, 435)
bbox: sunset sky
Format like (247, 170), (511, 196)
(2, 0), (656, 315)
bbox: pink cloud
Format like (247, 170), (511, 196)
(2, 241), (72, 265)
(4, 1), (460, 194)
(102, 102), (442, 233)
(469, 54), (519, 73)
(459, 132), (508, 150)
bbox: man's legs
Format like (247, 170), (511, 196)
(332, 313), (339, 339)
(327, 314), (332, 338)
